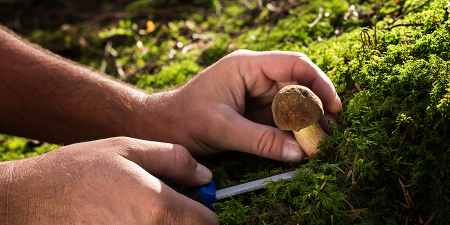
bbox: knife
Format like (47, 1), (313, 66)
(179, 164), (338, 210)
(178, 170), (297, 210)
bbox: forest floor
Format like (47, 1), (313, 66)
(1, 0), (450, 224)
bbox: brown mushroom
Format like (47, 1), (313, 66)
(272, 85), (327, 156)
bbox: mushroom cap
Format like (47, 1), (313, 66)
(272, 85), (324, 132)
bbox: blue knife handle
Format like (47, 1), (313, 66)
(177, 180), (217, 210)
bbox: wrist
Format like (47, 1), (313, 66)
(130, 91), (176, 142)
(131, 88), (200, 148)
(97, 84), (151, 140)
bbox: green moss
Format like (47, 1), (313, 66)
(2, 0), (450, 223)
(211, 0), (450, 223)
(136, 59), (203, 91)
(0, 134), (59, 162)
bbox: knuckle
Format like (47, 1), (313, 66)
(160, 144), (192, 180)
(255, 128), (280, 157)
(147, 200), (178, 224)
(106, 136), (134, 146)
(228, 49), (252, 58)
(294, 52), (307, 58)
(233, 49), (251, 54)
(297, 53), (313, 63)
(173, 144), (190, 165)
(173, 144), (191, 167)
(103, 136), (141, 156)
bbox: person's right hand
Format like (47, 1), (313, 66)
(0, 137), (216, 224)
(137, 50), (342, 161)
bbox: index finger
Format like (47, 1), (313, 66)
(236, 50), (342, 113)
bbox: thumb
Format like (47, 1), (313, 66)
(223, 115), (305, 162)
(118, 138), (212, 187)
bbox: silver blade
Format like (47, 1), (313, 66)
(215, 164), (337, 200)
(215, 171), (296, 200)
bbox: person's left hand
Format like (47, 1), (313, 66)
(139, 50), (342, 162)
(1, 137), (217, 224)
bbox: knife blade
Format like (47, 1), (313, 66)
(178, 164), (337, 210)
(177, 170), (297, 210)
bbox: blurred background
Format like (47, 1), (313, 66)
(0, 0), (371, 91)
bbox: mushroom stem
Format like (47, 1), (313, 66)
(293, 122), (327, 157)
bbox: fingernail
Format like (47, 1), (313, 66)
(282, 142), (304, 162)
(197, 163), (213, 182)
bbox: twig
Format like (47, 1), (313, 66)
(424, 213), (436, 225)
(394, 199), (410, 209)
(264, 25), (274, 51)
(332, 165), (346, 175)
(399, 123), (412, 147)
(440, 33), (449, 42)
(104, 41), (126, 81)
(355, 83), (362, 92)
(351, 211), (363, 221)
(342, 95), (353, 102)
(105, 41), (118, 57)
(115, 61), (126, 81)
(399, 178), (411, 208)
(348, 208), (368, 213)
(100, 59), (107, 74)
(322, 209), (332, 215)
(360, 29), (373, 52)
(400, 39), (419, 44)
(262, 204), (268, 212)
(374, 5), (381, 51)
(342, 198), (355, 210)
(389, 0), (432, 25)
(320, 180), (327, 190)
(383, 22), (424, 31)
(240, 0), (253, 10)
(308, 7), (323, 28)
(406, 191), (414, 206)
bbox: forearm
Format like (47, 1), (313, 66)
(0, 26), (158, 144)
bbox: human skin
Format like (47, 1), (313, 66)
(0, 137), (216, 224)
(0, 25), (341, 224)
(148, 50), (342, 161)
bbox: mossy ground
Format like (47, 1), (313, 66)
(1, 0), (450, 223)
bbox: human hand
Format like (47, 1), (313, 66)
(0, 137), (216, 224)
(0, 26), (337, 163)
(142, 50), (342, 162)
